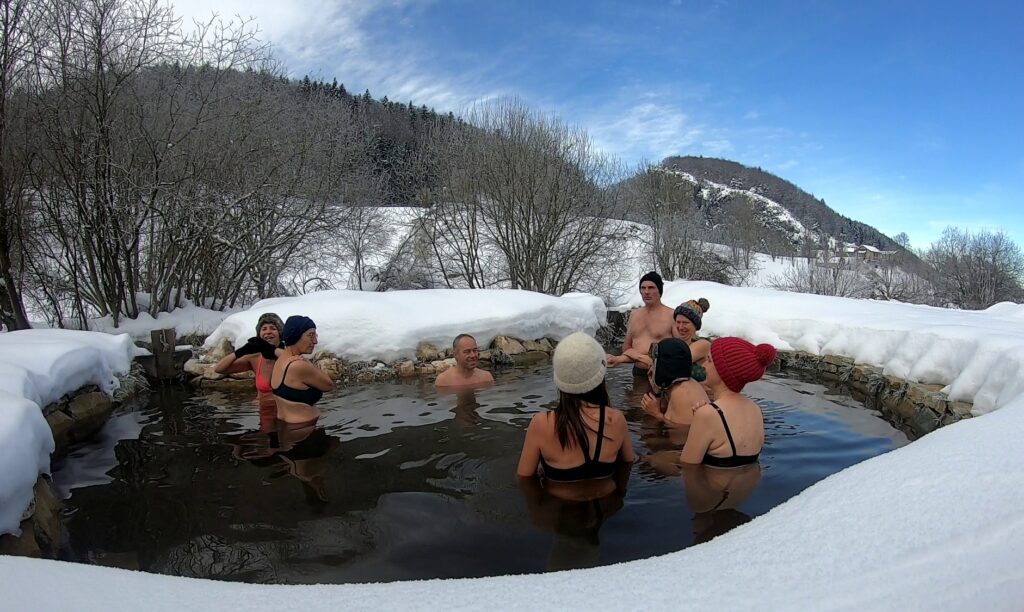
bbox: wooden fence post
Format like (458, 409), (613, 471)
(151, 328), (177, 380)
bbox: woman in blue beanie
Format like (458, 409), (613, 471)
(270, 316), (334, 423)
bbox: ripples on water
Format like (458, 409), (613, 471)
(53, 366), (907, 583)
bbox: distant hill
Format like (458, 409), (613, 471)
(660, 156), (902, 253)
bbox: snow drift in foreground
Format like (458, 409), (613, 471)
(203, 289), (607, 362)
(617, 280), (1024, 415)
(0, 330), (135, 535)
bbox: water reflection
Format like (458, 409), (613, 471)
(225, 417), (340, 506)
(518, 464), (630, 571)
(446, 388), (483, 426)
(681, 463), (760, 544)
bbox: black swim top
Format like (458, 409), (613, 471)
(273, 360), (323, 406)
(702, 402), (760, 468)
(540, 404), (618, 482)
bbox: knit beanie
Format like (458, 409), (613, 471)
(255, 312), (284, 337)
(282, 315), (316, 346)
(553, 332), (607, 394)
(652, 338), (694, 388)
(710, 337), (777, 392)
(673, 298), (710, 330)
(639, 271), (664, 296)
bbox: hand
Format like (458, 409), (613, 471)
(641, 391), (664, 419)
(233, 336), (264, 358)
(607, 354), (629, 367)
(257, 338), (280, 360)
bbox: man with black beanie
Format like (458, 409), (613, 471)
(607, 271), (675, 376)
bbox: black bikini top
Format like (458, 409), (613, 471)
(702, 402), (759, 468)
(273, 360), (324, 406)
(540, 404), (618, 482)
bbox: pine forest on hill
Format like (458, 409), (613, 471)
(0, 0), (1021, 333)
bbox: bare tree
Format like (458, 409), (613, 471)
(30, 0), (180, 325)
(925, 227), (1024, 309)
(0, 0), (37, 328)
(446, 98), (625, 295)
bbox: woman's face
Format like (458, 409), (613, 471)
(703, 350), (720, 386)
(297, 328), (318, 354)
(259, 323), (281, 346)
(675, 315), (696, 340)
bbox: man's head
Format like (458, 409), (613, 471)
(639, 271), (664, 305)
(452, 334), (480, 370)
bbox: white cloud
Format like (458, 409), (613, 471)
(586, 102), (709, 162)
(170, 0), (498, 112)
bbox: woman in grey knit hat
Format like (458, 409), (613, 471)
(213, 312), (284, 429)
(517, 332), (635, 492)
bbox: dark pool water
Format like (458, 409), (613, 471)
(52, 366), (907, 583)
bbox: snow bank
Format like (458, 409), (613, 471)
(0, 330), (136, 535)
(203, 289), (607, 362)
(617, 280), (1024, 415)
(93, 302), (238, 341)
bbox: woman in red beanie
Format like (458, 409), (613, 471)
(681, 337), (777, 467)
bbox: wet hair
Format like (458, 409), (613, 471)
(554, 381), (611, 451)
(452, 333), (476, 352)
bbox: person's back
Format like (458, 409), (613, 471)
(529, 404), (630, 472)
(518, 332), (635, 483)
(681, 337), (776, 466)
(688, 394), (764, 463)
(663, 379), (709, 427)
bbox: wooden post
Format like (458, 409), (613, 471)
(151, 328), (177, 380)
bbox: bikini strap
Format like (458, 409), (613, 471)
(590, 404), (607, 463)
(710, 402), (738, 457)
(277, 358), (299, 386)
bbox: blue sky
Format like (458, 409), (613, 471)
(175, 0), (1023, 249)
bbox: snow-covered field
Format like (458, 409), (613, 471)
(3, 285), (1024, 608)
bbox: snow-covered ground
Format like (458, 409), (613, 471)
(3, 285), (1023, 608)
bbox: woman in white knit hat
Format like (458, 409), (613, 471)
(517, 332), (635, 485)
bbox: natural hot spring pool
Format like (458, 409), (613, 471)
(52, 365), (908, 583)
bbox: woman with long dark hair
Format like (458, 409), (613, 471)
(517, 332), (635, 485)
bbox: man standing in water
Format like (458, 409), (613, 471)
(607, 271), (675, 376)
(435, 334), (495, 388)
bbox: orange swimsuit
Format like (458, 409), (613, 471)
(254, 355), (274, 394)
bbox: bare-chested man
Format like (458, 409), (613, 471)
(607, 271), (675, 375)
(435, 334), (495, 388)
